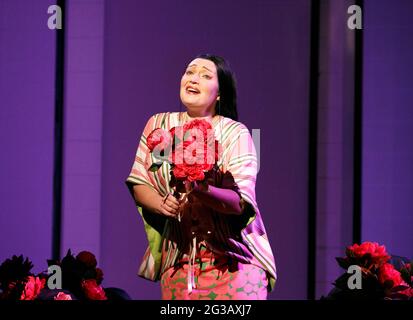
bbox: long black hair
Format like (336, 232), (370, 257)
(195, 54), (238, 121)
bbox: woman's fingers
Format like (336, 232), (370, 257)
(165, 195), (180, 210)
(159, 203), (177, 217)
(160, 207), (176, 218)
(158, 193), (180, 218)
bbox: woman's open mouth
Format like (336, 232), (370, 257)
(186, 86), (200, 95)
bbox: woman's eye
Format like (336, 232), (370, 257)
(185, 70), (193, 75)
(202, 74), (212, 79)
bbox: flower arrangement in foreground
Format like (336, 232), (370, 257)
(0, 250), (129, 300)
(146, 118), (223, 219)
(325, 241), (413, 300)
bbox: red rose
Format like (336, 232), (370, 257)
(81, 279), (107, 300)
(347, 242), (390, 266)
(183, 119), (212, 140)
(183, 121), (215, 156)
(183, 140), (205, 164)
(172, 164), (187, 179)
(378, 263), (403, 288)
(147, 128), (171, 152)
(20, 276), (46, 300)
(54, 292), (73, 300)
(171, 140), (199, 165)
(168, 138), (186, 165)
(168, 120), (219, 184)
(76, 251), (97, 268)
(172, 164), (205, 182)
(185, 164), (205, 182)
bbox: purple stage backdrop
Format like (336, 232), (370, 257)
(100, 0), (311, 300)
(0, 0), (56, 273)
(362, 0), (413, 259)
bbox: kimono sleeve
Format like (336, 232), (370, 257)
(125, 115), (157, 194)
(125, 114), (166, 280)
(225, 125), (261, 227)
(225, 125), (277, 290)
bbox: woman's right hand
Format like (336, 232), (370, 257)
(156, 193), (181, 218)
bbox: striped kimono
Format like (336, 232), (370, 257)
(126, 112), (277, 298)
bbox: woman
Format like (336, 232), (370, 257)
(126, 54), (276, 300)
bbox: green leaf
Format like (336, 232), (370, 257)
(149, 162), (162, 172)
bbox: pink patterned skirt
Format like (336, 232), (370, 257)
(161, 245), (268, 300)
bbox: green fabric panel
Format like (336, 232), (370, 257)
(137, 205), (166, 279)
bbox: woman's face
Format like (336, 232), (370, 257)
(180, 58), (220, 115)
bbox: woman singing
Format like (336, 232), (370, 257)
(126, 54), (276, 300)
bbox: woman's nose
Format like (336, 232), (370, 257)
(189, 74), (199, 83)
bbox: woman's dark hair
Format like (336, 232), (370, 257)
(195, 53), (238, 121)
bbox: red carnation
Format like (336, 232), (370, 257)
(54, 292), (73, 300)
(183, 140), (205, 165)
(172, 164), (187, 179)
(20, 276), (46, 300)
(185, 164), (205, 182)
(378, 263), (404, 288)
(81, 279), (107, 300)
(156, 119), (221, 193)
(347, 241), (390, 266)
(147, 128), (171, 152)
(173, 164), (205, 182)
(183, 119), (212, 140)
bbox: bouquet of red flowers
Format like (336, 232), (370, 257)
(0, 250), (130, 300)
(146, 119), (222, 220)
(325, 241), (413, 300)
(46, 249), (107, 300)
(0, 255), (46, 300)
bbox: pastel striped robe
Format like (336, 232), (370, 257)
(126, 111), (277, 291)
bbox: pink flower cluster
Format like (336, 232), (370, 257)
(340, 241), (413, 299)
(346, 241), (391, 266)
(147, 119), (221, 182)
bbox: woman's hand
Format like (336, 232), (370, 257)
(156, 193), (181, 218)
(132, 185), (183, 219)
